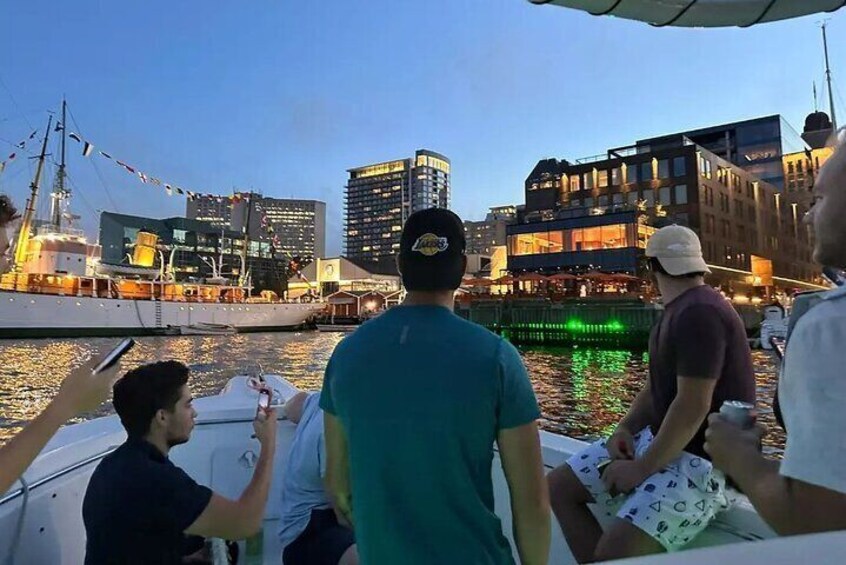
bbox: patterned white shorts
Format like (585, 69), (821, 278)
(566, 428), (731, 551)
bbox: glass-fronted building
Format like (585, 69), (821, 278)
(345, 149), (450, 262)
(638, 115), (809, 191)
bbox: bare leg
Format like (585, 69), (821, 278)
(593, 519), (664, 562)
(338, 544), (358, 565)
(547, 465), (603, 564)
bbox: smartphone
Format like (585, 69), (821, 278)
(597, 459), (612, 476)
(257, 387), (272, 413)
(769, 336), (785, 360)
(91, 338), (135, 374)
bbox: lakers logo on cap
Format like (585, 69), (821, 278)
(411, 233), (449, 256)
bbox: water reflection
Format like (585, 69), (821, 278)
(522, 346), (784, 454)
(0, 333), (783, 454)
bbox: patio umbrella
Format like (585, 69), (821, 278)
(527, 1), (843, 28)
(463, 277), (494, 286)
(518, 272), (550, 282)
(494, 275), (516, 285)
(581, 270), (615, 281)
(547, 273), (577, 281)
(609, 273), (641, 282)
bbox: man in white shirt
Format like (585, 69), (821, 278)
(705, 133), (846, 534)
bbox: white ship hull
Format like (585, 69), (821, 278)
(0, 290), (324, 338)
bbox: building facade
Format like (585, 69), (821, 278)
(511, 134), (821, 294)
(639, 115), (808, 191)
(345, 149), (450, 262)
(464, 205), (517, 255)
(100, 212), (287, 294)
(187, 194), (326, 264)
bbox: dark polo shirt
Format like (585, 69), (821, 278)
(83, 438), (212, 564)
(648, 285), (756, 458)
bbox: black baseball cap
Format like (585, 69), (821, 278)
(399, 208), (466, 291)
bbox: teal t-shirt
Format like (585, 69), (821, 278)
(320, 305), (540, 565)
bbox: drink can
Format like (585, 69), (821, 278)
(719, 400), (755, 428)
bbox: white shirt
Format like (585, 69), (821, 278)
(277, 393), (331, 554)
(779, 284), (846, 494)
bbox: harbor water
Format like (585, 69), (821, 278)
(0, 332), (784, 454)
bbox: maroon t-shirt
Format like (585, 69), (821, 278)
(648, 285), (756, 458)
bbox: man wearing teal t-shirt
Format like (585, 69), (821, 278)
(321, 208), (550, 565)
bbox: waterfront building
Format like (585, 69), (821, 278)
(464, 205), (517, 255)
(638, 115), (808, 191)
(345, 149), (450, 262)
(782, 111), (837, 217)
(286, 256), (401, 299)
(99, 212), (286, 294)
(187, 194), (326, 264)
(511, 133), (822, 296)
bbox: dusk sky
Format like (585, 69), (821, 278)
(2, 2), (844, 255)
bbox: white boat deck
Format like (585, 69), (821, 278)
(0, 375), (840, 564)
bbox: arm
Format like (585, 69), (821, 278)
(638, 377), (715, 473)
(187, 408), (277, 539)
(323, 411), (353, 528)
(616, 381), (653, 434)
(0, 357), (120, 495)
(705, 416), (846, 534)
(497, 421), (550, 565)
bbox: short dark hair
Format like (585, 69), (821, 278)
(113, 361), (189, 438)
(648, 257), (705, 279)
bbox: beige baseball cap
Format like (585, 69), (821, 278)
(645, 224), (710, 276)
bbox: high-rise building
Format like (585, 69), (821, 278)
(464, 205), (517, 255)
(187, 194), (326, 263)
(345, 149), (450, 262)
(638, 115), (809, 190)
(511, 130), (821, 293)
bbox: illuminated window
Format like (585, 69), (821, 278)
(598, 170), (609, 188)
(569, 176), (580, 192)
(583, 172), (594, 190)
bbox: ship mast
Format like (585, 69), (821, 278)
(822, 22), (837, 131)
(50, 99), (68, 229)
(14, 115), (52, 271)
(240, 191), (253, 287)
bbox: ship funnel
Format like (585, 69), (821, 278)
(132, 231), (158, 267)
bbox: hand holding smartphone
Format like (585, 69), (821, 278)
(92, 338), (135, 374)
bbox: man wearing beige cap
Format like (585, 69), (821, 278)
(547, 224), (755, 562)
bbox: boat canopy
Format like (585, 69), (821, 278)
(528, 0), (845, 28)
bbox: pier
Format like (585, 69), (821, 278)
(457, 298), (765, 347)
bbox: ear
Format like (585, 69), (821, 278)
(154, 408), (168, 427)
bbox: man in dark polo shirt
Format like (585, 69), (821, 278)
(547, 224), (755, 562)
(83, 361), (277, 564)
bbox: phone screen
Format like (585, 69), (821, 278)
(92, 338), (135, 374)
(258, 388), (271, 411)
